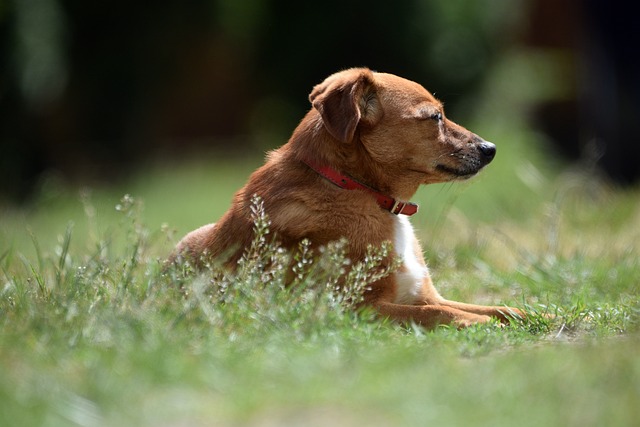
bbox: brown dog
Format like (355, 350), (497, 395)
(174, 67), (523, 328)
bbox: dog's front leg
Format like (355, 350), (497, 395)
(436, 299), (525, 324)
(375, 300), (494, 329)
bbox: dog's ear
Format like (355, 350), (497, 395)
(309, 68), (380, 143)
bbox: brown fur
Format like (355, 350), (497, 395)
(173, 68), (524, 329)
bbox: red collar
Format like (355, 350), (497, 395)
(302, 159), (419, 216)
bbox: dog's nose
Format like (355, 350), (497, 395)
(477, 141), (496, 161)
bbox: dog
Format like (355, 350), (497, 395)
(173, 67), (524, 329)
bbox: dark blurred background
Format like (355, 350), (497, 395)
(1, 0), (638, 202)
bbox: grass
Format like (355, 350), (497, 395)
(2, 104), (640, 425)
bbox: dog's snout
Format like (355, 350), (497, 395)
(477, 141), (496, 161)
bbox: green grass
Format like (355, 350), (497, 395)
(2, 103), (640, 425)
(1, 149), (639, 426)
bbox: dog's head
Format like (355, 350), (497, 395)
(309, 68), (495, 196)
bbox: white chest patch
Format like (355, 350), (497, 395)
(393, 215), (429, 304)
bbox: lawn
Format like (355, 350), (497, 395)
(1, 110), (639, 425)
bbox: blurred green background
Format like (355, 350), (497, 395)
(1, 0), (639, 254)
(2, 0), (639, 200)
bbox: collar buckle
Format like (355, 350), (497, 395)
(391, 200), (405, 215)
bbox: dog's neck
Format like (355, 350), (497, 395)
(302, 158), (419, 216)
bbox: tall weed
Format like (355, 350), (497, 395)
(166, 195), (398, 340)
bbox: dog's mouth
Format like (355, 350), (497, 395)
(408, 164), (481, 181)
(435, 164), (481, 179)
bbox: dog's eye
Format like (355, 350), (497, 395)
(430, 112), (443, 122)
